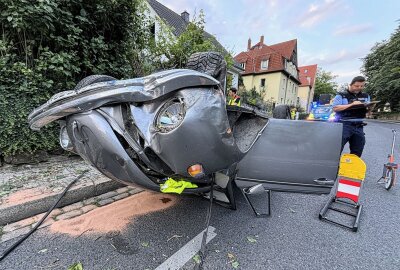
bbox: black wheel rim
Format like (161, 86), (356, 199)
(385, 169), (394, 190)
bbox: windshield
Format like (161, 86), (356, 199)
(314, 107), (332, 114)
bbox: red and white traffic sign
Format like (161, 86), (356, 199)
(336, 178), (362, 203)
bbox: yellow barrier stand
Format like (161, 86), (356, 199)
(319, 154), (367, 232)
(339, 154), (366, 180)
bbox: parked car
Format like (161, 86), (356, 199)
(28, 52), (342, 207)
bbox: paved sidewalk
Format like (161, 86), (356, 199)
(0, 155), (136, 226)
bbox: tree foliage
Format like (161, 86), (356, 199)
(240, 86), (274, 112)
(362, 23), (400, 111)
(0, 0), (152, 156)
(313, 68), (338, 100)
(148, 10), (233, 72)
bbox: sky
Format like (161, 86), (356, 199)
(157, 0), (400, 85)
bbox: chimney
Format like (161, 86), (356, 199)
(181, 11), (189, 23)
(247, 38), (251, 50)
(260, 35), (264, 44)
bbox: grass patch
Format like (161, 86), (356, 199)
(0, 183), (15, 197)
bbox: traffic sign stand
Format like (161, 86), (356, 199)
(319, 154), (366, 232)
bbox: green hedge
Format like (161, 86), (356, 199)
(298, 113), (309, 120)
(0, 0), (150, 156)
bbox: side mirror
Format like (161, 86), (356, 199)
(244, 184), (265, 195)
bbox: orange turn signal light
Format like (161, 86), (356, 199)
(188, 164), (204, 177)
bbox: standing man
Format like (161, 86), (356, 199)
(228, 87), (241, 106)
(332, 76), (371, 157)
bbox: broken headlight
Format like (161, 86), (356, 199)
(155, 98), (185, 133)
(59, 124), (74, 151)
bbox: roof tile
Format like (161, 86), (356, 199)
(234, 39), (297, 75)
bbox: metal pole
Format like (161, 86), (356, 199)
(390, 129), (396, 159)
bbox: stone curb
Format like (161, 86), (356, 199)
(366, 119), (400, 124)
(0, 178), (126, 226)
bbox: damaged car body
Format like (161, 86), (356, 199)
(28, 52), (343, 208)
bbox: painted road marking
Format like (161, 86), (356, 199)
(155, 226), (217, 270)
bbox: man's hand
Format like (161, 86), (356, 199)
(333, 100), (365, 112)
(351, 100), (363, 105)
(333, 103), (356, 112)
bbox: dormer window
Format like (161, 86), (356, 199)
(261, 60), (268, 70)
(240, 62), (246, 69)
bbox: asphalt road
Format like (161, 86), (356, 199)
(1, 120), (399, 270)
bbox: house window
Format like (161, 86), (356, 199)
(304, 69), (308, 73)
(240, 62), (246, 69)
(150, 23), (156, 37)
(261, 78), (265, 87)
(261, 60), (268, 70)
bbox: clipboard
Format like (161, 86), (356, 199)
(349, 101), (380, 110)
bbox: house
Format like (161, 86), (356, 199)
(298, 64), (318, 112)
(146, 0), (243, 89)
(234, 36), (301, 107)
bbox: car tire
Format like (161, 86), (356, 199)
(186, 52), (227, 90)
(272, 105), (291, 119)
(74, 75), (116, 90)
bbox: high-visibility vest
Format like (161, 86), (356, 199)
(291, 110), (296, 119)
(228, 95), (241, 106)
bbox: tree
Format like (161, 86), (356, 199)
(362, 23), (400, 111)
(313, 68), (338, 100)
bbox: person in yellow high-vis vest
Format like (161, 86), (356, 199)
(291, 108), (296, 119)
(228, 87), (241, 106)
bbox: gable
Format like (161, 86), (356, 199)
(147, 0), (227, 54)
(299, 64), (318, 87)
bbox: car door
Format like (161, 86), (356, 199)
(235, 119), (342, 194)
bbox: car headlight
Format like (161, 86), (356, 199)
(59, 125), (74, 151)
(155, 98), (186, 133)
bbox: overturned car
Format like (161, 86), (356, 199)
(28, 52), (343, 206)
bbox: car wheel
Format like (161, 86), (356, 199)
(272, 105), (291, 119)
(74, 75), (116, 90)
(186, 52), (227, 90)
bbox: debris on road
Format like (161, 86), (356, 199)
(50, 192), (177, 236)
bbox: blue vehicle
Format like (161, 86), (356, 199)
(308, 95), (336, 121)
(308, 104), (335, 121)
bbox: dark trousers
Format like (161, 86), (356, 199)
(341, 122), (365, 157)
